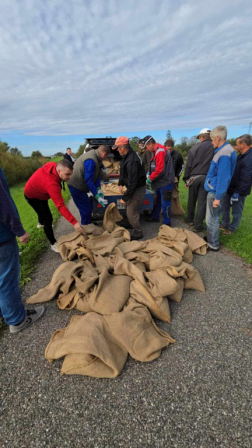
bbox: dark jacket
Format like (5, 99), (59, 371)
(138, 149), (153, 174)
(64, 153), (74, 166)
(183, 139), (215, 181)
(118, 146), (146, 202)
(227, 147), (252, 196)
(170, 149), (184, 180)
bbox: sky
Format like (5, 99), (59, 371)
(0, 0), (252, 156)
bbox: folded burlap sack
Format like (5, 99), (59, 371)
(103, 202), (123, 232)
(158, 226), (207, 255)
(171, 183), (185, 215)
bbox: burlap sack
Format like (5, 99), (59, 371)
(45, 314), (128, 378)
(144, 269), (178, 298)
(165, 262), (205, 292)
(85, 232), (122, 256)
(103, 203), (123, 232)
(118, 241), (144, 254)
(183, 229), (208, 255)
(57, 231), (89, 261)
(130, 279), (171, 323)
(171, 183), (185, 215)
(57, 289), (93, 313)
(104, 299), (176, 362)
(110, 226), (130, 241)
(158, 225), (187, 242)
(143, 240), (183, 267)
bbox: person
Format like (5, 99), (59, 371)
(113, 136), (146, 240)
(24, 159), (84, 253)
(67, 145), (110, 225)
(220, 134), (252, 235)
(64, 148), (75, 166)
(165, 139), (184, 182)
(0, 167), (45, 333)
(204, 126), (237, 251)
(183, 128), (215, 232)
(138, 139), (153, 174)
(142, 135), (175, 226)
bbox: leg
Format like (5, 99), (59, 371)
(68, 186), (92, 225)
(229, 196), (246, 232)
(221, 193), (231, 229)
(206, 193), (221, 249)
(151, 189), (161, 220)
(194, 177), (207, 229)
(0, 239), (26, 326)
(160, 183), (174, 225)
(25, 196), (56, 244)
(187, 181), (199, 223)
(126, 186), (146, 237)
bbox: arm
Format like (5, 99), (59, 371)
(149, 150), (166, 181)
(176, 153), (184, 179)
(84, 159), (99, 196)
(215, 155), (235, 200)
(0, 175), (26, 237)
(183, 149), (193, 181)
(48, 182), (78, 225)
(122, 161), (141, 202)
(235, 160), (252, 196)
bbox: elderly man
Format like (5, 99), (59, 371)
(204, 126), (237, 251)
(25, 159), (84, 252)
(64, 147), (75, 166)
(113, 136), (146, 240)
(165, 139), (184, 182)
(142, 135), (175, 226)
(220, 134), (252, 235)
(68, 145), (110, 225)
(183, 128), (215, 232)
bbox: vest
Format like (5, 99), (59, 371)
(67, 149), (101, 192)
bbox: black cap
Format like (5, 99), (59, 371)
(142, 135), (153, 148)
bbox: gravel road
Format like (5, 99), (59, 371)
(1, 200), (251, 448)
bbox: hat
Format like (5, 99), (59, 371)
(112, 136), (129, 149)
(142, 135), (153, 148)
(197, 128), (211, 139)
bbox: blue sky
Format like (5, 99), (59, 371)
(0, 0), (251, 156)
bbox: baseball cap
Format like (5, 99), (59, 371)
(197, 128), (211, 139)
(142, 135), (153, 148)
(112, 136), (129, 149)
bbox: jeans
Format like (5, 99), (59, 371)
(68, 185), (92, 225)
(187, 175), (207, 229)
(126, 185), (146, 237)
(0, 239), (26, 325)
(151, 183), (174, 225)
(25, 195), (56, 245)
(206, 193), (221, 249)
(221, 193), (246, 232)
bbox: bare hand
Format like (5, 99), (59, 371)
(19, 232), (30, 244)
(213, 199), (220, 208)
(175, 177), (178, 182)
(185, 185), (189, 189)
(120, 199), (125, 204)
(119, 186), (124, 194)
(73, 222), (86, 234)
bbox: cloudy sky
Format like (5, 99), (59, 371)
(0, 0), (252, 155)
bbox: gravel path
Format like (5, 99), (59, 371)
(1, 200), (251, 448)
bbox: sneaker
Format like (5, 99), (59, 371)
(203, 236), (219, 252)
(193, 226), (207, 233)
(9, 306), (45, 334)
(145, 217), (160, 223)
(37, 223), (44, 229)
(184, 218), (194, 226)
(51, 242), (60, 253)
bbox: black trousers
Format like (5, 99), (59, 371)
(24, 195), (56, 245)
(187, 176), (207, 229)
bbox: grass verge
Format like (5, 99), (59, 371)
(10, 182), (71, 285)
(178, 179), (252, 264)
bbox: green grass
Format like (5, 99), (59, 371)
(178, 179), (252, 264)
(10, 182), (71, 285)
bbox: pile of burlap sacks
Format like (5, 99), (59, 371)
(102, 158), (121, 175)
(27, 204), (207, 379)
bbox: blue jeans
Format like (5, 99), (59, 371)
(151, 183), (174, 225)
(221, 193), (246, 232)
(206, 193), (221, 249)
(68, 185), (92, 225)
(0, 239), (26, 325)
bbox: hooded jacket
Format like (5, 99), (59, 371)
(149, 144), (175, 190)
(24, 162), (77, 225)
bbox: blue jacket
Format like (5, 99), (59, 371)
(84, 159), (101, 196)
(204, 142), (237, 200)
(227, 147), (252, 197)
(0, 167), (25, 243)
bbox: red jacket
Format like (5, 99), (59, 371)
(149, 143), (167, 181)
(24, 162), (77, 225)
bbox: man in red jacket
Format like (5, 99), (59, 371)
(24, 159), (84, 252)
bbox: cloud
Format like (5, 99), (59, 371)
(0, 0), (252, 137)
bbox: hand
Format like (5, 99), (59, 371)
(213, 199), (220, 208)
(119, 186), (124, 194)
(73, 222), (86, 234)
(175, 177), (178, 182)
(230, 193), (239, 205)
(120, 199), (125, 204)
(185, 184), (189, 189)
(19, 232), (30, 244)
(95, 194), (106, 207)
(146, 177), (152, 187)
(97, 188), (104, 198)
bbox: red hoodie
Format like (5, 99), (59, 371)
(24, 162), (77, 225)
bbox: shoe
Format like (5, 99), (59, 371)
(9, 306), (45, 334)
(219, 224), (227, 230)
(223, 230), (232, 236)
(145, 217), (160, 222)
(193, 226), (207, 233)
(184, 218), (194, 226)
(37, 223), (44, 229)
(203, 236), (219, 252)
(130, 231), (143, 241)
(51, 242), (60, 253)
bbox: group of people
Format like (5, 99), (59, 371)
(0, 125), (251, 334)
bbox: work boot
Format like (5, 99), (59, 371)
(130, 230), (143, 241)
(51, 242), (60, 253)
(9, 306), (45, 334)
(184, 217), (194, 226)
(145, 217), (159, 223)
(219, 224), (227, 230)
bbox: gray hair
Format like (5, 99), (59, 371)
(210, 126), (227, 141)
(237, 134), (251, 146)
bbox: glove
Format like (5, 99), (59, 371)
(95, 194), (106, 207)
(230, 193), (239, 205)
(146, 177), (152, 187)
(97, 188), (104, 198)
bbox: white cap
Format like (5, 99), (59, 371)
(197, 128), (211, 138)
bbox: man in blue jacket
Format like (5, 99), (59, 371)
(204, 126), (237, 251)
(0, 167), (44, 333)
(220, 134), (252, 235)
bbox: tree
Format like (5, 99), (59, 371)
(9, 147), (22, 156)
(31, 150), (43, 158)
(0, 141), (10, 153)
(174, 137), (196, 158)
(129, 136), (140, 152)
(54, 152), (64, 157)
(166, 130), (174, 141)
(75, 142), (87, 158)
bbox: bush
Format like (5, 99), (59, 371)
(0, 152), (42, 186)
